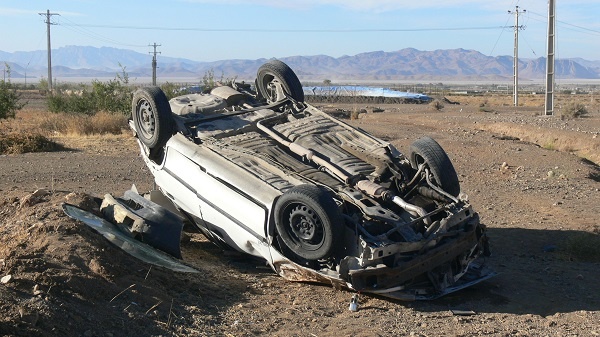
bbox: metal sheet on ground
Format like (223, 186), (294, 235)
(62, 203), (198, 273)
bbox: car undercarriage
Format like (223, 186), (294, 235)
(121, 60), (495, 300)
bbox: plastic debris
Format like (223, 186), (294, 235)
(349, 294), (359, 312)
(1, 275), (12, 284)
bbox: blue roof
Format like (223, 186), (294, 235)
(303, 86), (431, 101)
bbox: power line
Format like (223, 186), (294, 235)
(519, 30), (537, 56)
(488, 10), (515, 56)
(59, 22), (510, 33)
(528, 10), (600, 36)
(58, 16), (147, 48)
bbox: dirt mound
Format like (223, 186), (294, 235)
(0, 191), (224, 336)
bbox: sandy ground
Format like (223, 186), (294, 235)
(1, 96), (599, 336)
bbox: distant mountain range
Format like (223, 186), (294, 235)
(1, 45), (599, 82)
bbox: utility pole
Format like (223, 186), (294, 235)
(545, 0), (556, 116)
(25, 61), (30, 87)
(508, 6), (526, 107)
(149, 43), (161, 86)
(39, 9), (59, 93)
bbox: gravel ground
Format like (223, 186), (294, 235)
(1, 100), (599, 336)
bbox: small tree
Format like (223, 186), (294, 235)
(323, 79), (332, 101)
(202, 69), (219, 91)
(201, 68), (235, 92)
(161, 82), (190, 100)
(38, 77), (49, 92)
(0, 64), (25, 119)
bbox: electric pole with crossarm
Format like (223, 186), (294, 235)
(545, 0), (556, 116)
(149, 43), (161, 86)
(39, 10), (59, 93)
(508, 6), (526, 107)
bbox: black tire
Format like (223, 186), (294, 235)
(409, 137), (461, 197)
(256, 60), (304, 103)
(274, 185), (341, 261)
(132, 87), (173, 150)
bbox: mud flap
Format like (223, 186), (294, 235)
(100, 189), (184, 259)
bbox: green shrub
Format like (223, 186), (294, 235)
(202, 69), (235, 92)
(161, 82), (192, 100)
(91, 78), (130, 114)
(0, 64), (26, 119)
(48, 66), (131, 116)
(48, 90), (96, 115)
(38, 78), (49, 92)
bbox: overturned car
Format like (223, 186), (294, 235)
(129, 60), (493, 300)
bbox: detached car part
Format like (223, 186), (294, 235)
(99, 187), (184, 259)
(62, 203), (197, 273)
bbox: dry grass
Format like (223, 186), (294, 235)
(1, 108), (129, 154)
(559, 102), (589, 119)
(5, 109), (128, 136)
(0, 132), (63, 154)
(445, 93), (600, 114)
(429, 99), (444, 111)
(444, 94), (546, 108)
(478, 122), (600, 166)
(40, 111), (128, 136)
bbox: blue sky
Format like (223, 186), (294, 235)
(1, 0), (599, 61)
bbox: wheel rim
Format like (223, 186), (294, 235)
(285, 204), (324, 251)
(136, 99), (156, 140)
(413, 154), (426, 167)
(414, 154), (442, 187)
(261, 75), (284, 102)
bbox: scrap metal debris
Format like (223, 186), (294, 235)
(62, 203), (197, 273)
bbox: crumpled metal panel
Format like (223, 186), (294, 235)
(269, 246), (496, 301)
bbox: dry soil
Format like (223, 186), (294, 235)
(0, 95), (599, 336)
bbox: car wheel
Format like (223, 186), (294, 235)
(274, 185), (341, 261)
(409, 137), (461, 197)
(132, 87), (173, 150)
(256, 60), (304, 103)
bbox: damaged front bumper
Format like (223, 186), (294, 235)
(272, 221), (497, 301)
